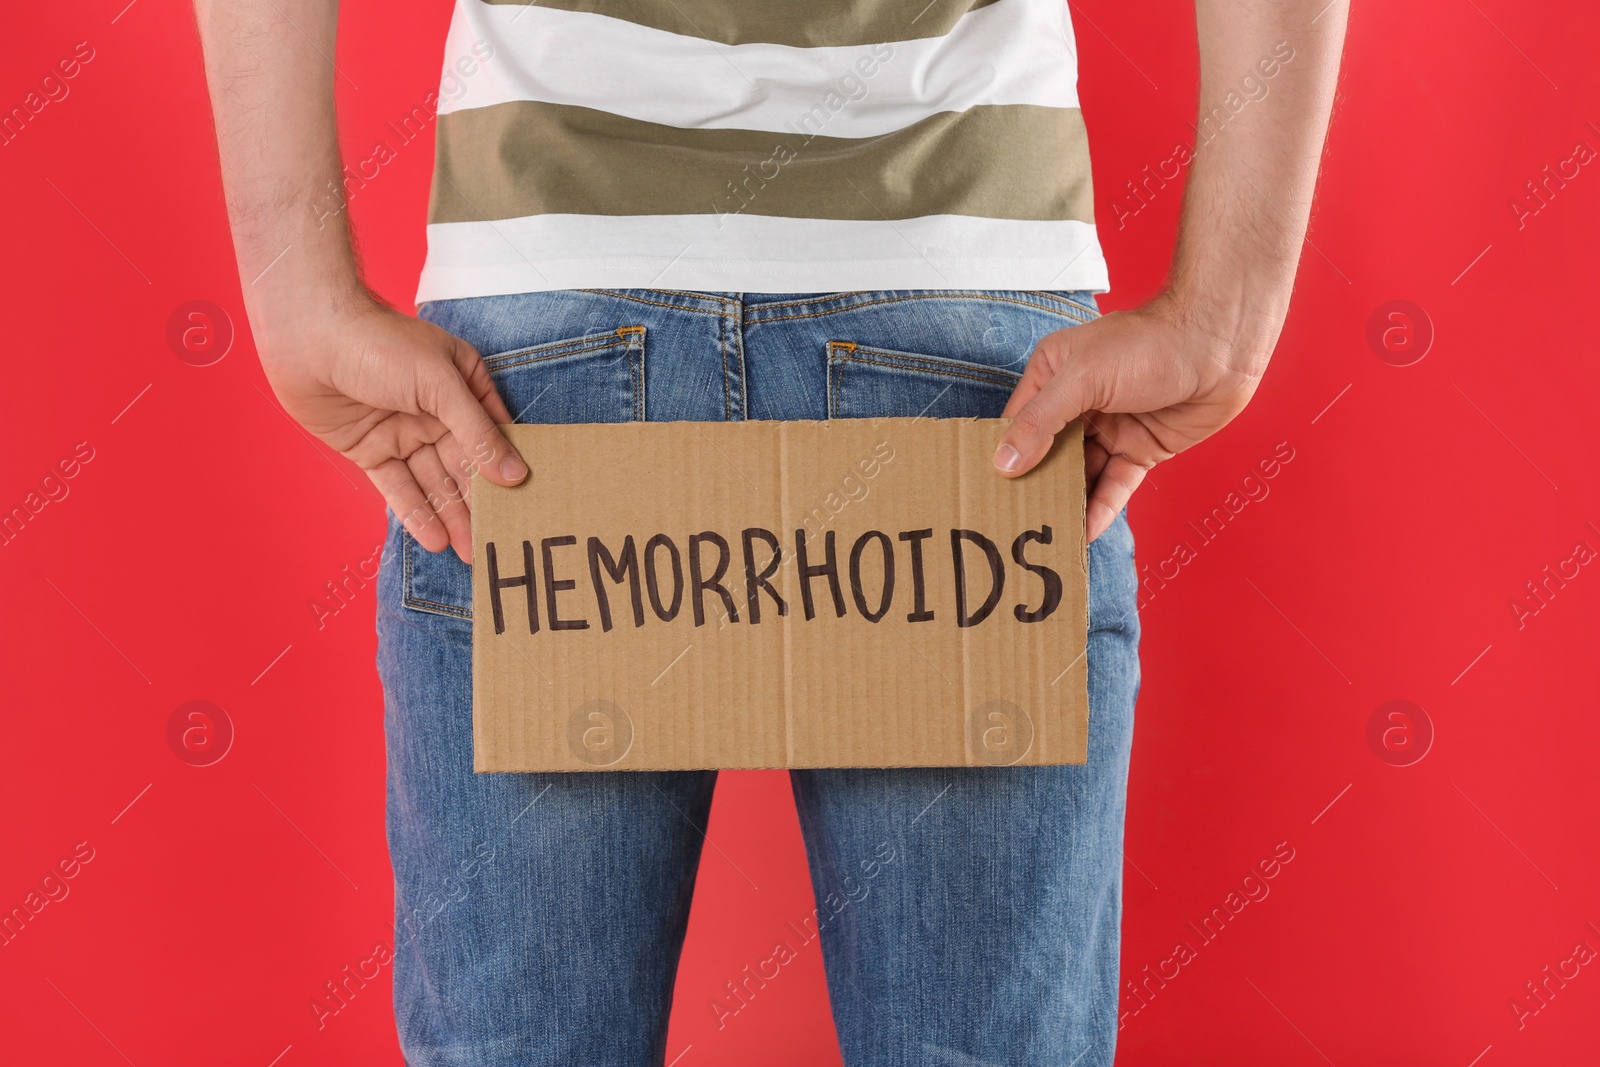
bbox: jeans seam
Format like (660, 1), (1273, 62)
(830, 355), (1019, 389)
(1021, 290), (1101, 320)
(572, 289), (736, 314)
(751, 292), (1096, 323)
(828, 347), (1022, 389)
(719, 309), (731, 420)
(727, 304), (748, 421)
(401, 533), (472, 619)
(484, 336), (626, 371)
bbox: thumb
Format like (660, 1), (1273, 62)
(427, 365), (529, 488)
(993, 347), (1090, 479)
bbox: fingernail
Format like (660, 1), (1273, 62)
(993, 444), (1021, 472)
(500, 455), (527, 482)
(1087, 502), (1113, 540)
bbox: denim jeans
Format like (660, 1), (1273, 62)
(376, 289), (1141, 1066)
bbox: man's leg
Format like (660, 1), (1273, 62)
(375, 288), (738, 1066)
(789, 508), (1139, 1066)
(377, 561), (717, 1066)
(738, 287), (1141, 1065)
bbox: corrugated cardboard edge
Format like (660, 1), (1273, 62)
(471, 518), (487, 773)
(1076, 421), (1090, 764)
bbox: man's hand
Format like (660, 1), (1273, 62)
(994, 293), (1268, 543)
(192, 0), (526, 563)
(999, 0), (1348, 542)
(258, 296), (526, 564)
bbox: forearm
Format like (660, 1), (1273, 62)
(1167, 0), (1348, 365)
(191, 0), (367, 352)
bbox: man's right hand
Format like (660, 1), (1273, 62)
(256, 294), (527, 564)
(191, 0), (526, 564)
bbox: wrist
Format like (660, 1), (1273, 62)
(246, 268), (377, 357)
(1156, 272), (1290, 375)
(227, 196), (375, 355)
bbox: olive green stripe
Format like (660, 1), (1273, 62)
(477, 0), (1003, 47)
(429, 102), (1094, 225)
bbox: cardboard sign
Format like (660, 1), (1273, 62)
(471, 418), (1087, 771)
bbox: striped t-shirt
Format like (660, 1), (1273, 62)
(414, 0), (1106, 302)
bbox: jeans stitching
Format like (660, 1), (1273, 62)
(618, 326), (646, 421)
(734, 309), (750, 420)
(829, 346), (1023, 386)
(829, 355), (1020, 389)
(751, 292), (1097, 323)
(401, 532), (472, 619)
(719, 310), (731, 420)
(1021, 291), (1101, 320)
(485, 337), (625, 372)
(572, 289), (736, 314)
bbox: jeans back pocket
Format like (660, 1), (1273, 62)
(400, 325), (646, 621)
(826, 342), (1021, 420)
(819, 290), (1098, 421)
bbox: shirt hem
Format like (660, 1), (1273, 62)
(414, 256), (1112, 303)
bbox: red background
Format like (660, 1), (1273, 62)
(4, 1), (1598, 1063)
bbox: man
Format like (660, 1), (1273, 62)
(192, 0), (1345, 1062)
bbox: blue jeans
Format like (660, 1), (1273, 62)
(376, 289), (1141, 1066)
